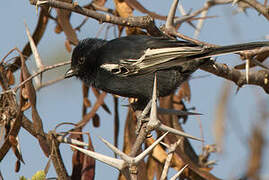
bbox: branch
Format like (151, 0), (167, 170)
(242, 0), (269, 20)
(165, 0), (179, 29)
(9, 7), (49, 73)
(1, 61), (70, 95)
(200, 62), (269, 93)
(22, 116), (70, 179)
(31, 0), (164, 36)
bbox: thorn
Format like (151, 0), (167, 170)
(232, 0), (239, 6)
(57, 136), (89, 147)
(147, 73), (160, 131)
(136, 99), (152, 134)
(70, 145), (126, 170)
(134, 132), (168, 163)
(170, 164), (188, 180)
(36, 0), (48, 6)
(159, 124), (203, 141)
(98, 136), (132, 162)
(245, 59), (250, 84)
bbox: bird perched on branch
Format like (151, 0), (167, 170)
(65, 35), (269, 101)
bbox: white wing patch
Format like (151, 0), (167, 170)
(123, 47), (203, 75)
(100, 64), (120, 72)
(100, 63), (130, 75)
(101, 46), (204, 76)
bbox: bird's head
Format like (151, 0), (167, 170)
(65, 38), (107, 85)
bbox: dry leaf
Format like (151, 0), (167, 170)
(212, 81), (232, 152)
(71, 147), (85, 179)
(124, 0), (167, 20)
(177, 81), (191, 102)
(81, 135), (95, 180)
(82, 84), (90, 116)
(54, 24), (62, 34)
(21, 54), (50, 157)
(92, 0), (107, 7)
(21, 87), (28, 100)
(92, 88), (111, 114)
(9, 136), (24, 164)
(245, 125), (264, 178)
(9, 7), (49, 73)
(55, 0), (79, 45)
(92, 114), (100, 127)
(71, 129), (95, 180)
(83, 97), (91, 107)
(15, 160), (21, 173)
(8, 135), (18, 147)
(21, 101), (31, 111)
(65, 40), (72, 52)
(6, 69), (15, 85)
(146, 156), (159, 180)
(113, 0), (145, 36)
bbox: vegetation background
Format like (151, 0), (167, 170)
(0, 0), (269, 179)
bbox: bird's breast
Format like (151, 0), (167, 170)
(94, 68), (188, 99)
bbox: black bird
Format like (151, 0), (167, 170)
(65, 35), (269, 101)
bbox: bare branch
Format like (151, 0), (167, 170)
(1, 61), (70, 95)
(200, 61), (269, 93)
(165, 0), (179, 29)
(31, 0), (164, 36)
(242, 0), (269, 20)
(9, 7), (49, 72)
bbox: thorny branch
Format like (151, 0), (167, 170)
(31, 0), (164, 36)
(1, 0), (269, 179)
(0, 61), (70, 95)
(9, 7), (49, 73)
(201, 62), (269, 93)
(29, 0), (269, 95)
(242, 0), (269, 20)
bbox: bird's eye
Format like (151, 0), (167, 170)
(78, 57), (86, 64)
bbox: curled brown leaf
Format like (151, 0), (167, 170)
(92, 114), (100, 127)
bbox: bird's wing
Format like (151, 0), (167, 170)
(123, 46), (204, 74)
(99, 35), (269, 76)
(100, 46), (204, 76)
(102, 42), (269, 76)
(98, 35), (203, 75)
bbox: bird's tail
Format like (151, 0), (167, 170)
(119, 41), (269, 76)
(192, 41), (269, 59)
(142, 41), (269, 74)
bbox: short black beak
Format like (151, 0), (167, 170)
(65, 68), (77, 78)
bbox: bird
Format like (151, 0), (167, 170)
(65, 35), (269, 102)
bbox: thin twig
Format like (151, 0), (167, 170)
(200, 61), (269, 93)
(9, 7), (49, 72)
(31, 0), (163, 36)
(242, 0), (269, 20)
(165, 0), (179, 29)
(160, 139), (182, 180)
(0, 48), (18, 65)
(193, 1), (209, 38)
(35, 76), (66, 91)
(0, 61), (70, 95)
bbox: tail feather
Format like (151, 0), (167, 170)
(120, 41), (269, 76)
(193, 41), (269, 59)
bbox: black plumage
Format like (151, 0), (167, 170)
(65, 35), (269, 101)
(66, 35), (206, 100)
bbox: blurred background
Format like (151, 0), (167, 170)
(0, 0), (269, 179)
